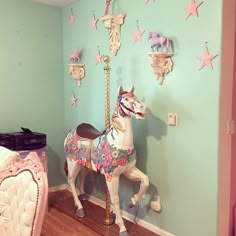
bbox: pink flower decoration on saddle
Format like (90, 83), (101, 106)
(127, 149), (132, 155)
(78, 159), (86, 166)
(112, 150), (119, 158)
(104, 146), (110, 155)
(107, 154), (112, 162)
(112, 160), (118, 166)
(118, 157), (128, 165)
(103, 161), (109, 168)
(100, 141), (105, 148)
(95, 163), (102, 170)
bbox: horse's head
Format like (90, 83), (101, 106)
(148, 32), (159, 39)
(116, 86), (148, 120)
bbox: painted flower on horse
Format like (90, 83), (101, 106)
(64, 129), (136, 181)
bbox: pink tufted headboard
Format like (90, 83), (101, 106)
(0, 151), (48, 236)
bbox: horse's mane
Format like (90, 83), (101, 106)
(120, 91), (130, 95)
(112, 113), (126, 133)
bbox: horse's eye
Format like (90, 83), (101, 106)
(124, 98), (128, 101)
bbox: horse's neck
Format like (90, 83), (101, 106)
(107, 113), (134, 150)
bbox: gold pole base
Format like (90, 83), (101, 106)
(104, 216), (114, 226)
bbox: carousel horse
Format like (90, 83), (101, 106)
(148, 31), (171, 53)
(69, 48), (79, 62)
(64, 85), (150, 236)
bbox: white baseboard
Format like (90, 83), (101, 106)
(49, 184), (175, 236)
(49, 183), (68, 192)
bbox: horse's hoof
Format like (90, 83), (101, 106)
(128, 200), (135, 208)
(119, 231), (129, 236)
(76, 208), (85, 218)
(79, 193), (87, 201)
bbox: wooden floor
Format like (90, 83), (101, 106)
(41, 190), (160, 236)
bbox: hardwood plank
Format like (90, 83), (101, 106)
(41, 207), (101, 236)
(42, 190), (160, 236)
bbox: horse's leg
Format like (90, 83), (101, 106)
(124, 166), (149, 207)
(106, 176), (129, 236)
(160, 43), (164, 52)
(67, 158), (85, 217)
(78, 167), (88, 201)
(166, 38), (170, 53)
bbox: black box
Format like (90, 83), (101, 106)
(4, 128), (47, 151)
(0, 134), (13, 149)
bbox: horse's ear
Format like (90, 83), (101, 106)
(128, 85), (134, 94)
(117, 86), (124, 95)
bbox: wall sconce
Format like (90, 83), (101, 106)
(101, 14), (125, 56)
(148, 52), (173, 85)
(69, 63), (85, 87)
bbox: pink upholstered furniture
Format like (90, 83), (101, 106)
(0, 146), (21, 170)
(0, 147), (48, 236)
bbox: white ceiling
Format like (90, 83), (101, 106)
(32, 0), (75, 7)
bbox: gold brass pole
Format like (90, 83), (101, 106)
(104, 55), (110, 131)
(103, 55), (113, 226)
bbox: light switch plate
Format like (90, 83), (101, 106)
(168, 113), (178, 126)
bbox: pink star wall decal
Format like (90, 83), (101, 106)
(91, 15), (98, 30)
(133, 26), (144, 44)
(69, 13), (75, 24)
(95, 49), (103, 65)
(196, 47), (217, 70)
(145, 0), (155, 4)
(71, 93), (78, 106)
(185, 0), (203, 20)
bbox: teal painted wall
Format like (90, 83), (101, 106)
(62, 1), (222, 236)
(0, 0), (65, 186)
(0, 0), (223, 235)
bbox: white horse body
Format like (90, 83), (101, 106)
(148, 31), (171, 53)
(64, 86), (149, 236)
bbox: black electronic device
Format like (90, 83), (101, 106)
(3, 127), (47, 151)
(0, 133), (13, 149)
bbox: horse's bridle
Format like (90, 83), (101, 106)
(117, 93), (136, 117)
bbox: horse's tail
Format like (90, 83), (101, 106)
(64, 130), (72, 177)
(64, 161), (68, 176)
(166, 38), (171, 52)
